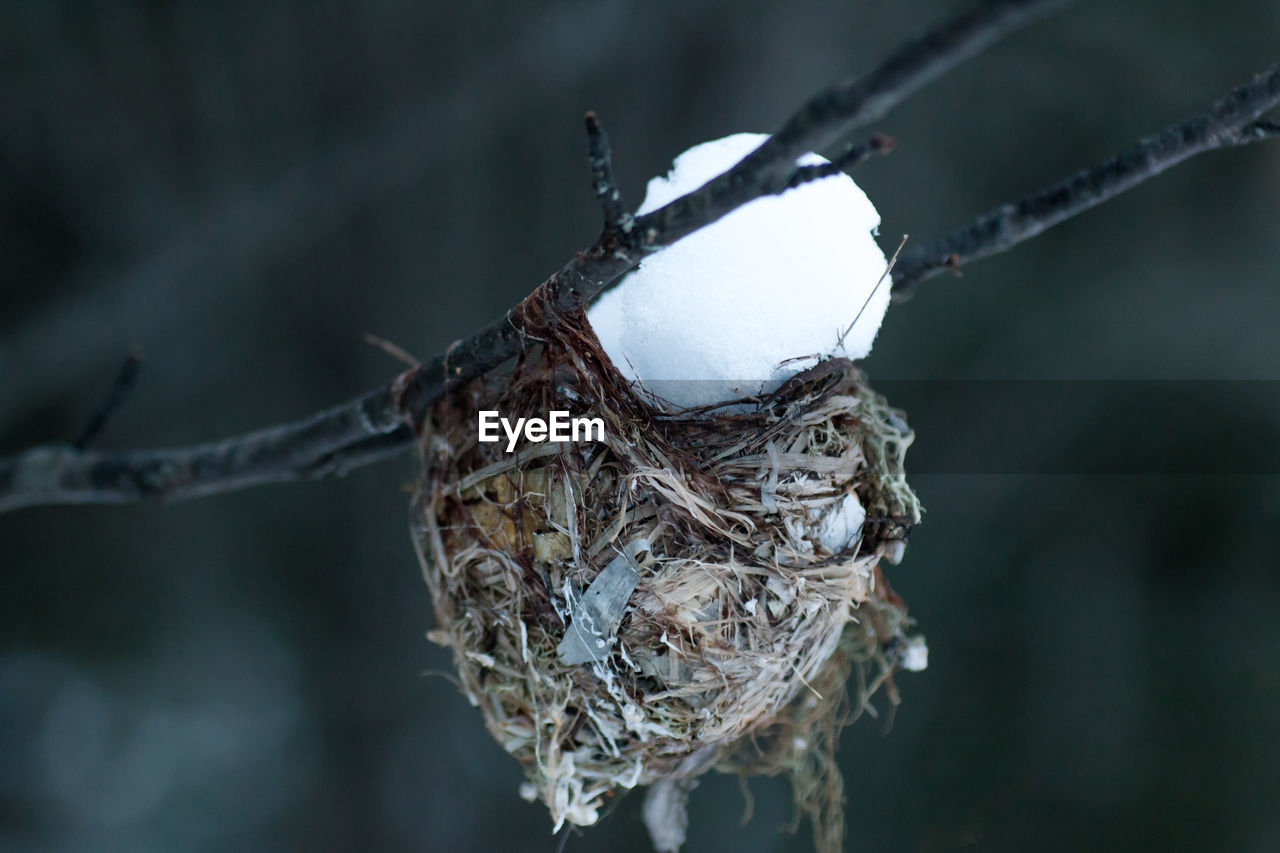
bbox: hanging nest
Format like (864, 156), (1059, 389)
(412, 307), (924, 852)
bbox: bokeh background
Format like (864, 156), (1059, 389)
(3, 1), (1279, 851)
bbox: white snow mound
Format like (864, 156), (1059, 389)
(588, 132), (890, 409)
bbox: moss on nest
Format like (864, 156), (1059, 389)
(412, 311), (923, 852)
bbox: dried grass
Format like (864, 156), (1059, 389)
(412, 312), (923, 852)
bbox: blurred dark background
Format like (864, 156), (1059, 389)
(2, 2), (1278, 851)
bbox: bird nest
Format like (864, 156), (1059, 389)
(412, 309), (923, 852)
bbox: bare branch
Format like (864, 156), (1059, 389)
(623, 0), (1067, 255)
(0, 0), (1117, 514)
(585, 111), (634, 235)
(0, 389), (410, 512)
(393, 0), (1067, 424)
(891, 65), (1280, 299)
(1, 8), (661, 427)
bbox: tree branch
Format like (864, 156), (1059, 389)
(6, 0), (1268, 515)
(618, 0), (1067, 256)
(890, 64), (1280, 299)
(0, 390), (411, 512)
(391, 0), (1068, 428)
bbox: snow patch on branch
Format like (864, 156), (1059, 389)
(589, 133), (890, 408)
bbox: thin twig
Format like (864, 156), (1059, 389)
(838, 235), (909, 349)
(787, 134), (896, 190)
(891, 64), (1280, 299)
(72, 348), (144, 450)
(585, 111), (634, 235)
(1248, 118), (1280, 136)
(363, 333), (422, 369)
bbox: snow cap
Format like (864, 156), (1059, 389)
(588, 132), (891, 409)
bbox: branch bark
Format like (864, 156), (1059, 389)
(0, 392), (409, 511)
(891, 65), (1280, 298)
(3, 0), (1277, 514)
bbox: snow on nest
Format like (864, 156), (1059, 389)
(588, 132), (891, 409)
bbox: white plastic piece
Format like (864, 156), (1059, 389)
(900, 634), (929, 672)
(808, 492), (866, 555)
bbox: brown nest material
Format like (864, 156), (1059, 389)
(412, 310), (924, 852)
